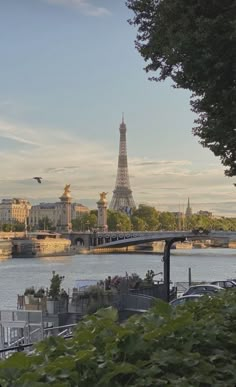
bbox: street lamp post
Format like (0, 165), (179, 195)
(24, 202), (30, 237)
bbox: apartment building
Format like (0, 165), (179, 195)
(0, 198), (31, 225)
(29, 202), (89, 230)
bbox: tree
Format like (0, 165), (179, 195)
(13, 223), (25, 232)
(38, 216), (54, 231)
(158, 211), (177, 230)
(48, 271), (65, 300)
(127, 0), (236, 176)
(186, 214), (212, 231)
(131, 215), (146, 231)
(72, 213), (98, 231)
(132, 204), (160, 230)
(1, 222), (26, 232)
(107, 210), (132, 231)
(2, 224), (12, 232)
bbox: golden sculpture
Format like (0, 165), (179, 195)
(64, 184), (71, 195)
(99, 192), (108, 201)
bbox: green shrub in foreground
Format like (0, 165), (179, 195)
(0, 291), (236, 386)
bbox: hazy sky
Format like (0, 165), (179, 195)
(0, 0), (235, 215)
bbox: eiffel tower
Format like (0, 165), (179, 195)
(109, 115), (136, 213)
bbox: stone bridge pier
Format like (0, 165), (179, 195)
(62, 232), (93, 248)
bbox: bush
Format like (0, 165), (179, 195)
(34, 287), (45, 298)
(1, 292), (236, 386)
(24, 287), (35, 296)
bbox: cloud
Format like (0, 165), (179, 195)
(44, 166), (80, 174)
(0, 134), (38, 146)
(133, 160), (192, 167)
(43, 0), (110, 16)
(0, 118), (235, 215)
(0, 120), (40, 147)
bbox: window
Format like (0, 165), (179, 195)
(225, 281), (234, 288)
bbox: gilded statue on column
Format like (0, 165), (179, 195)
(99, 192), (108, 202)
(64, 184), (71, 194)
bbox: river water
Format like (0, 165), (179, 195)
(0, 248), (236, 309)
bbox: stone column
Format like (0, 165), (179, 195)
(97, 192), (108, 232)
(58, 185), (72, 232)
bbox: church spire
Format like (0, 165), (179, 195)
(185, 197), (192, 217)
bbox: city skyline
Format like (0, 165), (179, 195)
(0, 0), (235, 216)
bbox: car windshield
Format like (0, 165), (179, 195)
(185, 286), (220, 295)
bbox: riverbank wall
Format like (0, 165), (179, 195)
(0, 240), (12, 259)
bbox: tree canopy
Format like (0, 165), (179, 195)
(107, 209), (132, 231)
(1, 291), (236, 385)
(72, 213), (98, 231)
(131, 204), (160, 230)
(71, 204), (236, 232)
(126, 0), (236, 177)
(38, 216), (54, 231)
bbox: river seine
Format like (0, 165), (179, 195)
(0, 248), (236, 309)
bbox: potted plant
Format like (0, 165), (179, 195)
(24, 287), (35, 304)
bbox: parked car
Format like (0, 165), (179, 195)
(183, 284), (224, 296)
(210, 280), (236, 289)
(170, 294), (202, 307)
(227, 278), (236, 283)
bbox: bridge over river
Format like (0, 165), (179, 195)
(66, 230), (236, 249)
(63, 229), (236, 302)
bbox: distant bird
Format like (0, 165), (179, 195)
(33, 177), (42, 184)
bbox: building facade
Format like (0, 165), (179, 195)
(71, 203), (89, 219)
(29, 199), (89, 231)
(29, 203), (60, 229)
(0, 198), (31, 225)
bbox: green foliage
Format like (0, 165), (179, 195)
(144, 269), (155, 284)
(127, 0), (236, 177)
(24, 287), (35, 296)
(185, 214), (236, 231)
(1, 292), (236, 385)
(2, 223), (12, 232)
(13, 223), (26, 231)
(85, 285), (105, 298)
(34, 287), (45, 298)
(158, 211), (178, 230)
(72, 213), (98, 231)
(1, 222), (25, 232)
(130, 215), (146, 231)
(72, 203), (236, 232)
(48, 271), (65, 300)
(132, 204), (159, 231)
(38, 216), (54, 231)
(107, 210), (132, 231)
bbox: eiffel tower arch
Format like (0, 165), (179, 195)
(109, 116), (136, 213)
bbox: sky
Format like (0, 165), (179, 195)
(0, 0), (235, 216)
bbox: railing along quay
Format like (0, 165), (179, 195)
(0, 323), (76, 358)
